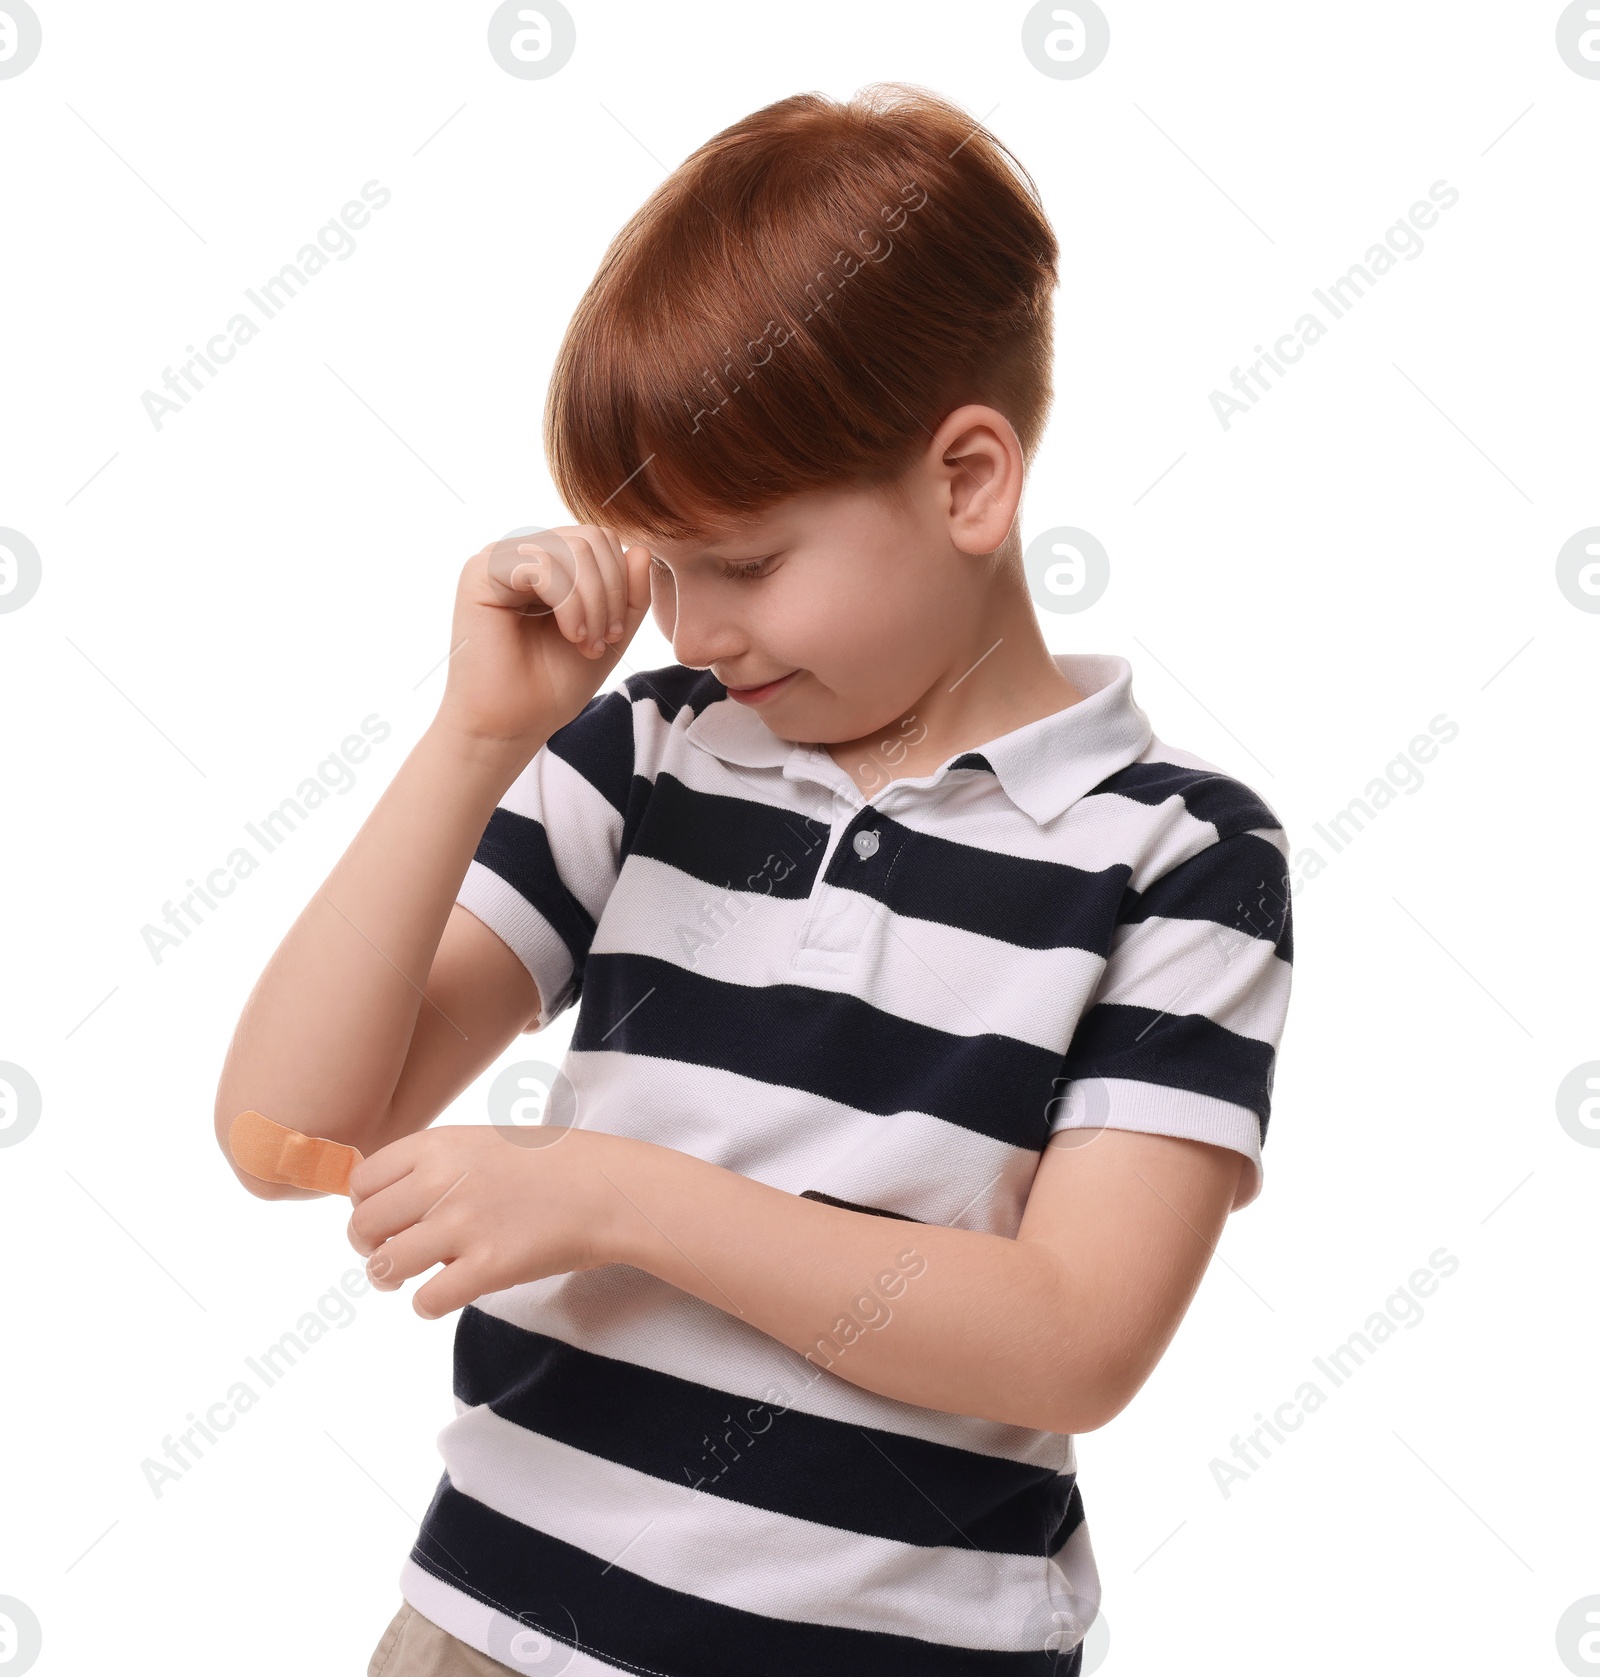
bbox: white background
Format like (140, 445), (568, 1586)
(2, 2), (1596, 1672)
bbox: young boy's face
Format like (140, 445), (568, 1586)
(635, 467), (977, 746)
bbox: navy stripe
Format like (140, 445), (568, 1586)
(1127, 831), (1294, 963)
(1060, 1002), (1276, 1129)
(468, 687), (637, 993)
(617, 771), (656, 869)
(819, 807), (1128, 954)
(545, 689), (636, 819)
(624, 661), (725, 723)
(1093, 759), (1283, 838)
(621, 780), (1128, 954)
(455, 1308), (1078, 1555)
(573, 952), (1062, 1150)
(471, 808), (595, 976)
(628, 771), (831, 899)
(410, 1477), (1084, 1677)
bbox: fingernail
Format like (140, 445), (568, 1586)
(573, 622), (586, 640)
(608, 620), (623, 637)
(590, 638), (605, 654)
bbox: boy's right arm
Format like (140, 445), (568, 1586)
(214, 725), (543, 1199)
(214, 527), (654, 1199)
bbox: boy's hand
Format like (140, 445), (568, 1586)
(434, 524), (654, 753)
(345, 1125), (627, 1317)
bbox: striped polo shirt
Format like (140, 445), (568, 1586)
(399, 650), (1295, 1675)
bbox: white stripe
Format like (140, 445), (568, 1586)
(562, 1047), (1040, 1235)
(402, 1527), (1098, 1669)
(500, 745), (624, 921)
(1098, 915), (1292, 1044)
(471, 1263), (1072, 1473)
(433, 1403), (1078, 1651)
(1047, 1076), (1265, 1210)
(592, 855), (1107, 1050)
(629, 684), (710, 776)
(456, 738), (631, 1024)
(456, 862), (576, 1027)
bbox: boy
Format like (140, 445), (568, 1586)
(217, 84), (1293, 1676)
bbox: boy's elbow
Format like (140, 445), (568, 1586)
(1037, 1333), (1142, 1435)
(217, 1132), (288, 1200)
(1037, 1387), (1115, 1437)
(1064, 1358), (1153, 1434)
(213, 1110), (322, 1201)
(1060, 1393), (1123, 1436)
(228, 1162), (298, 1200)
(223, 1152), (326, 1202)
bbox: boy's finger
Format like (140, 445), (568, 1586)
(484, 534), (573, 603)
(591, 542), (655, 672)
(346, 1129), (427, 1205)
(563, 533), (610, 655)
(508, 542), (591, 647)
(584, 524), (628, 638)
(348, 1171), (449, 1256)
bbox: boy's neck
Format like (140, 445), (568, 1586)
(820, 589), (1084, 798)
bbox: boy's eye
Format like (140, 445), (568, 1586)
(649, 553), (777, 581)
(719, 555), (776, 581)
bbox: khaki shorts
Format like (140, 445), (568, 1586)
(366, 1601), (515, 1676)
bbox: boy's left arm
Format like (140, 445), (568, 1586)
(589, 1122), (1243, 1436)
(346, 1116), (1239, 1435)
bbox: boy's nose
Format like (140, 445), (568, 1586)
(664, 592), (747, 672)
(672, 616), (749, 673)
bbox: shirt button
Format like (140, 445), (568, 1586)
(853, 829), (880, 859)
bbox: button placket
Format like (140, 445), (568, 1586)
(794, 804), (894, 970)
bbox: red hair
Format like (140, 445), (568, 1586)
(544, 84), (1059, 541)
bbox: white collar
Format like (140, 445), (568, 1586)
(683, 652), (1153, 825)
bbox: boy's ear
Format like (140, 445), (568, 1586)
(928, 404), (1025, 556)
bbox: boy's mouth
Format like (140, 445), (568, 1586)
(723, 670), (799, 705)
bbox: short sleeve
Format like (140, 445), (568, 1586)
(454, 686), (637, 1030)
(1049, 829), (1294, 1211)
